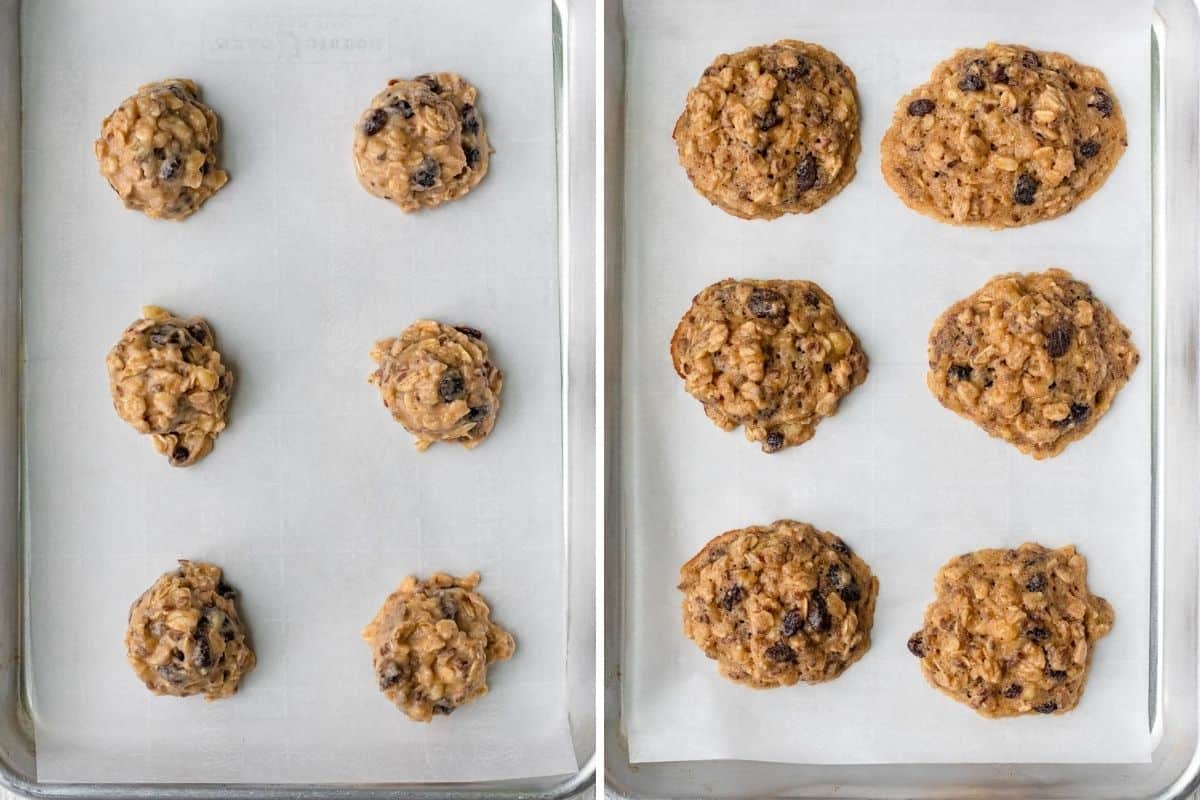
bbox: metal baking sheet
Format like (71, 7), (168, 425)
(604, 0), (1200, 795)
(0, 0), (595, 796)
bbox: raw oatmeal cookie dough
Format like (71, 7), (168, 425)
(670, 278), (868, 453)
(679, 520), (878, 688)
(353, 73), (491, 212)
(106, 306), (235, 467)
(907, 543), (1114, 717)
(94, 78), (229, 220)
(673, 40), (861, 220)
(125, 560), (256, 701)
(362, 572), (515, 722)
(881, 43), (1126, 228)
(369, 320), (502, 451)
(927, 268), (1138, 458)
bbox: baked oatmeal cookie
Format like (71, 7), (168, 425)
(673, 40), (861, 220)
(680, 520), (878, 687)
(106, 306), (235, 467)
(368, 320), (502, 451)
(927, 269), (1138, 458)
(353, 73), (491, 212)
(362, 571), (515, 722)
(908, 543), (1113, 717)
(94, 79), (229, 220)
(881, 43), (1126, 228)
(670, 278), (868, 453)
(125, 560), (256, 701)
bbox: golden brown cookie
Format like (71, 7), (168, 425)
(125, 560), (256, 701)
(670, 278), (868, 453)
(673, 40), (861, 220)
(353, 73), (490, 212)
(881, 43), (1126, 228)
(368, 320), (502, 451)
(106, 306), (235, 467)
(908, 543), (1113, 717)
(362, 572), (515, 722)
(94, 79), (229, 220)
(927, 269), (1138, 458)
(679, 520), (878, 688)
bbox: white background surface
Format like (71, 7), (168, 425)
(621, 0), (1153, 766)
(22, 0), (577, 784)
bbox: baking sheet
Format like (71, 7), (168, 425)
(22, 0), (577, 784)
(621, 0), (1153, 765)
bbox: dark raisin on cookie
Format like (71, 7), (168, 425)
(795, 154), (818, 193)
(390, 98), (414, 119)
(1045, 324), (1073, 358)
(948, 364), (972, 381)
(415, 74), (440, 93)
(1026, 626), (1051, 643)
(461, 104), (480, 134)
(411, 157), (440, 188)
(781, 60), (810, 82)
(780, 609), (804, 637)
(1089, 88), (1113, 118)
(746, 287), (788, 320)
(720, 584), (743, 611)
(1034, 700), (1059, 714)
(759, 109), (781, 131)
(455, 325), (484, 340)
(993, 65), (1010, 84)
(1014, 173), (1039, 205)
(1022, 51), (1042, 69)
(807, 592), (831, 633)
(907, 98), (936, 117)
(958, 73), (986, 92)
(1058, 403), (1091, 427)
(1003, 683), (1023, 699)
(362, 108), (389, 136)
(764, 641), (797, 663)
(465, 147), (481, 168)
(1025, 573), (1047, 592)
(907, 632), (927, 657)
(1079, 140), (1101, 158)
(763, 431), (785, 452)
(438, 369), (465, 403)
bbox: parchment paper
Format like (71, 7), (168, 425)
(621, 0), (1153, 765)
(22, 0), (578, 784)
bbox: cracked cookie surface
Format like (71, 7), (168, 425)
(369, 320), (502, 451)
(353, 73), (490, 212)
(94, 78), (229, 220)
(670, 278), (868, 453)
(881, 43), (1126, 228)
(680, 520), (878, 687)
(673, 40), (861, 220)
(927, 269), (1138, 458)
(908, 543), (1113, 717)
(106, 305), (234, 467)
(362, 572), (515, 722)
(125, 560), (256, 701)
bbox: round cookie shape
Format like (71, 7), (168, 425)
(927, 268), (1138, 458)
(670, 278), (868, 453)
(125, 560), (256, 701)
(362, 571), (515, 722)
(908, 543), (1113, 717)
(673, 40), (861, 220)
(106, 306), (235, 467)
(679, 520), (878, 688)
(353, 73), (491, 212)
(369, 320), (502, 451)
(881, 43), (1127, 228)
(94, 79), (229, 220)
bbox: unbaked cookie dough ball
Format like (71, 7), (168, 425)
(125, 560), (256, 701)
(353, 73), (491, 212)
(94, 78), (229, 220)
(368, 320), (502, 451)
(362, 571), (515, 722)
(106, 306), (235, 467)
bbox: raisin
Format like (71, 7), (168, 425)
(171, 446), (190, 464)
(432, 700), (456, 715)
(746, 287), (788, 320)
(795, 154), (818, 193)
(186, 323), (210, 345)
(362, 108), (388, 136)
(807, 592), (830, 633)
(1022, 51), (1041, 69)
(416, 74), (440, 93)
(438, 369), (465, 402)
(1079, 140), (1101, 158)
(1045, 324), (1073, 358)
(1013, 173), (1039, 205)
(1025, 573), (1046, 592)
(948, 364), (972, 381)
(907, 98), (936, 116)
(1058, 403), (1091, 427)
(465, 147), (481, 168)
(192, 636), (213, 669)
(1026, 626), (1051, 642)
(759, 109), (780, 131)
(455, 326), (484, 340)
(720, 584), (743, 612)
(1002, 683), (1023, 699)
(839, 583), (861, 603)
(1089, 89), (1113, 118)
(907, 632), (926, 657)
(148, 325), (184, 347)
(782, 60), (809, 81)
(993, 65), (1010, 84)
(217, 580), (236, 598)
(804, 291), (821, 308)
(412, 156), (439, 188)
(378, 661), (404, 690)
(780, 610), (803, 637)
(763, 431), (785, 452)
(831, 538), (852, 557)
(461, 104), (480, 134)
(1034, 700), (1058, 714)
(1045, 668), (1068, 680)
(390, 98), (414, 119)
(764, 641), (796, 662)
(160, 157), (182, 181)
(157, 664), (187, 685)
(958, 73), (985, 92)
(439, 593), (459, 619)
(465, 406), (489, 423)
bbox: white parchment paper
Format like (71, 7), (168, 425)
(621, 0), (1152, 765)
(22, 0), (577, 784)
